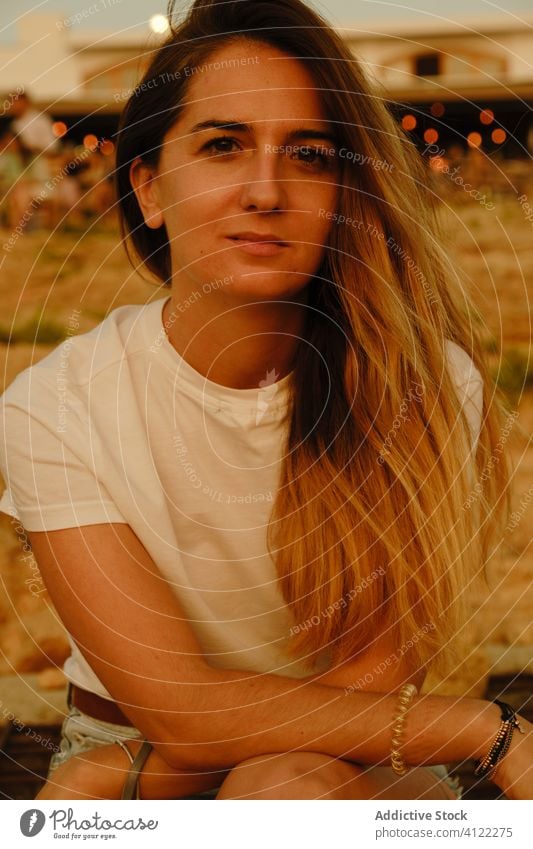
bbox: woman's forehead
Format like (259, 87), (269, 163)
(178, 44), (329, 128)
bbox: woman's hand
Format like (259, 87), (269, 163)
(490, 715), (533, 800)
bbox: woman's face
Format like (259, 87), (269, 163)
(135, 40), (340, 301)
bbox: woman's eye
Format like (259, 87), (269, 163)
(292, 145), (336, 169)
(202, 136), (242, 156)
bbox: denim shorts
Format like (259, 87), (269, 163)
(46, 704), (219, 799)
(47, 705), (143, 778)
(47, 704), (463, 800)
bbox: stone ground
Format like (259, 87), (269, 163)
(0, 673), (67, 725)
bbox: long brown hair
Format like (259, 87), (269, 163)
(115, 0), (511, 679)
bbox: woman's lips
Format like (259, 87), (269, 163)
(226, 234), (289, 257)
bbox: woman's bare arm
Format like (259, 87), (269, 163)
(27, 523), (525, 793)
(37, 641), (425, 801)
(303, 630), (427, 694)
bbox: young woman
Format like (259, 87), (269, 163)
(1, 0), (531, 801)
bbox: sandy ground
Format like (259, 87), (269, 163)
(0, 673), (67, 725)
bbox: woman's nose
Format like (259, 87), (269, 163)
(238, 149), (287, 212)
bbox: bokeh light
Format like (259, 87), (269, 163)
(430, 102), (445, 118)
(424, 128), (439, 144)
(480, 109), (495, 125)
(52, 121), (67, 138)
(83, 134), (99, 151)
(492, 128), (507, 144)
(401, 114), (417, 131)
(467, 132), (482, 148)
(149, 14), (170, 34)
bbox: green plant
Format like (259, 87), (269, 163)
(0, 314), (68, 345)
(493, 348), (533, 393)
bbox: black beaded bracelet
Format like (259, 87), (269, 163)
(474, 699), (525, 779)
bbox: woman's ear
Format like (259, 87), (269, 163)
(129, 157), (164, 229)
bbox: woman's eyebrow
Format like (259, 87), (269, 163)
(189, 119), (338, 146)
(190, 120), (248, 133)
(288, 129), (338, 147)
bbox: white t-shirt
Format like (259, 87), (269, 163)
(0, 297), (483, 698)
(11, 108), (59, 155)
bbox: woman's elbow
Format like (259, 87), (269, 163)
(148, 715), (223, 771)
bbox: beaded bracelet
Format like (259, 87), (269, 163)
(474, 699), (525, 780)
(390, 683), (418, 776)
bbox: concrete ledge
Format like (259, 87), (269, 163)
(485, 644), (533, 675)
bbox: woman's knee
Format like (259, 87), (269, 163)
(37, 756), (98, 800)
(216, 752), (363, 799)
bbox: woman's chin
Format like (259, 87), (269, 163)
(218, 272), (311, 303)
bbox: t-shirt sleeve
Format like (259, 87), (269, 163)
(454, 371), (483, 455)
(446, 339), (484, 455)
(0, 378), (128, 532)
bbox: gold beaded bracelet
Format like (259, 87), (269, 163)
(390, 683), (418, 776)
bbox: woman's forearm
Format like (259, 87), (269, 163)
(153, 667), (502, 773)
(25, 525), (501, 777)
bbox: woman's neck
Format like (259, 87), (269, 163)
(162, 290), (307, 390)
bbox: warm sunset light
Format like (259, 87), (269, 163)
(1, 0), (530, 810)
(100, 139), (115, 156)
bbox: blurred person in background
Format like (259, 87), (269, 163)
(0, 129), (25, 228)
(8, 91), (58, 158)
(6, 90), (59, 227)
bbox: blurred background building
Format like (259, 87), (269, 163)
(343, 15), (533, 158)
(0, 11), (532, 156)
